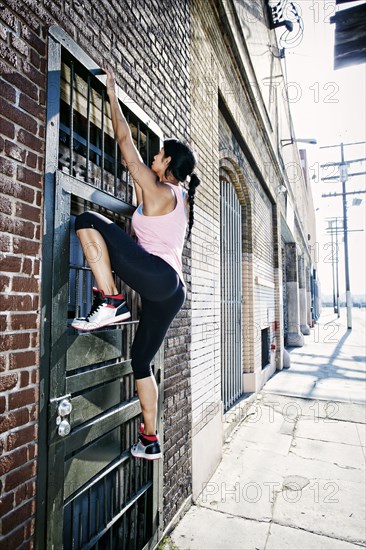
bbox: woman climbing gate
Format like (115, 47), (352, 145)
(71, 66), (200, 460)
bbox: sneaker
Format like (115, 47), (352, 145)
(130, 423), (162, 460)
(71, 287), (131, 331)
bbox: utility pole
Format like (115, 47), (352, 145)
(325, 217), (342, 318)
(340, 144), (352, 328)
(335, 218), (340, 317)
(329, 220), (336, 312)
(320, 141), (366, 330)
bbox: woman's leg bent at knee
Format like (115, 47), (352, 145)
(74, 210), (179, 301)
(76, 225), (119, 296)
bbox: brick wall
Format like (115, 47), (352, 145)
(189, 0), (221, 438)
(218, 111), (276, 374)
(0, 1), (46, 545)
(1, 0), (192, 545)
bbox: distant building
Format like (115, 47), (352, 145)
(330, 1), (366, 70)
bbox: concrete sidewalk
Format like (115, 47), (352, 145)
(164, 307), (366, 550)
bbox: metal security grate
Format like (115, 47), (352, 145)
(261, 328), (270, 369)
(37, 27), (164, 550)
(281, 240), (288, 345)
(220, 178), (244, 412)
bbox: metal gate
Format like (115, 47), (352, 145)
(220, 178), (243, 412)
(36, 27), (164, 549)
(281, 239), (288, 345)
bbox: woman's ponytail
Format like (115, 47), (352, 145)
(187, 173), (200, 241)
(162, 138), (200, 241)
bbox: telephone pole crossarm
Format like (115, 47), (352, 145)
(321, 171), (366, 181)
(322, 190), (366, 198)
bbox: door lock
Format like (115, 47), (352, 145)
(56, 398), (72, 436)
(57, 398), (73, 417)
(58, 419), (71, 437)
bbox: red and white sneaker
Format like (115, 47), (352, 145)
(130, 423), (162, 460)
(71, 287), (131, 331)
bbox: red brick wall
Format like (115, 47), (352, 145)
(1, 0), (192, 546)
(0, 2), (46, 546)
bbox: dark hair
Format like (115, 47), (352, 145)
(163, 138), (201, 241)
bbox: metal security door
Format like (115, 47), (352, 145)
(220, 178), (243, 412)
(281, 239), (288, 345)
(37, 27), (164, 550)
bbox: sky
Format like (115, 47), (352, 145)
(277, 0), (366, 298)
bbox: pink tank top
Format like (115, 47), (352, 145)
(131, 181), (188, 288)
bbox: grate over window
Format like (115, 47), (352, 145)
(220, 177), (244, 412)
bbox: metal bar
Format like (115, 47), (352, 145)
(321, 157), (366, 167)
(324, 229), (363, 234)
(63, 398), (141, 453)
(233, 184), (237, 401)
(101, 89), (105, 191)
(104, 477), (108, 527)
(86, 76), (91, 183)
(322, 190), (366, 197)
(125, 111), (130, 200)
(88, 487), (92, 542)
(335, 218), (340, 317)
(66, 360), (133, 394)
(320, 140), (366, 148)
(114, 139), (118, 197)
(229, 183), (233, 407)
(59, 123), (115, 164)
(222, 180), (225, 408)
(37, 32), (63, 550)
(70, 60), (74, 177)
(341, 143), (352, 329)
(230, 182), (234, 404)
(322, 171), (366, 180)
(239, 199), (243, 396)
(70, 498), (75, 549)
(224, 182), (228, 410)
(238, 194), (242, 399)
(57, 171), (134, 217)
(220, 180), (225, 408)
(235, 191), (240, 400)
(227, 183), (230, 406)
(226, 183), (229, 409)
(330, 221), (336, 311)
(78, 511), (83, 549)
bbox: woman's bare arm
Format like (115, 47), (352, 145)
(104, 66), (157, 198)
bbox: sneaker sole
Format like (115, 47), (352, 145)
(131, 451), (162, 460)
(71, 311), (131, 331)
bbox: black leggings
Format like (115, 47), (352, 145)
(74, 211), (186, 380)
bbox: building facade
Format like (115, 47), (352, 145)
(188, 0), (319, 500)
(0, 0), (318, 547)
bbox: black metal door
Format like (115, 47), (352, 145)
(281, 239), (288, 345)
(37, 26), (164, 550)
